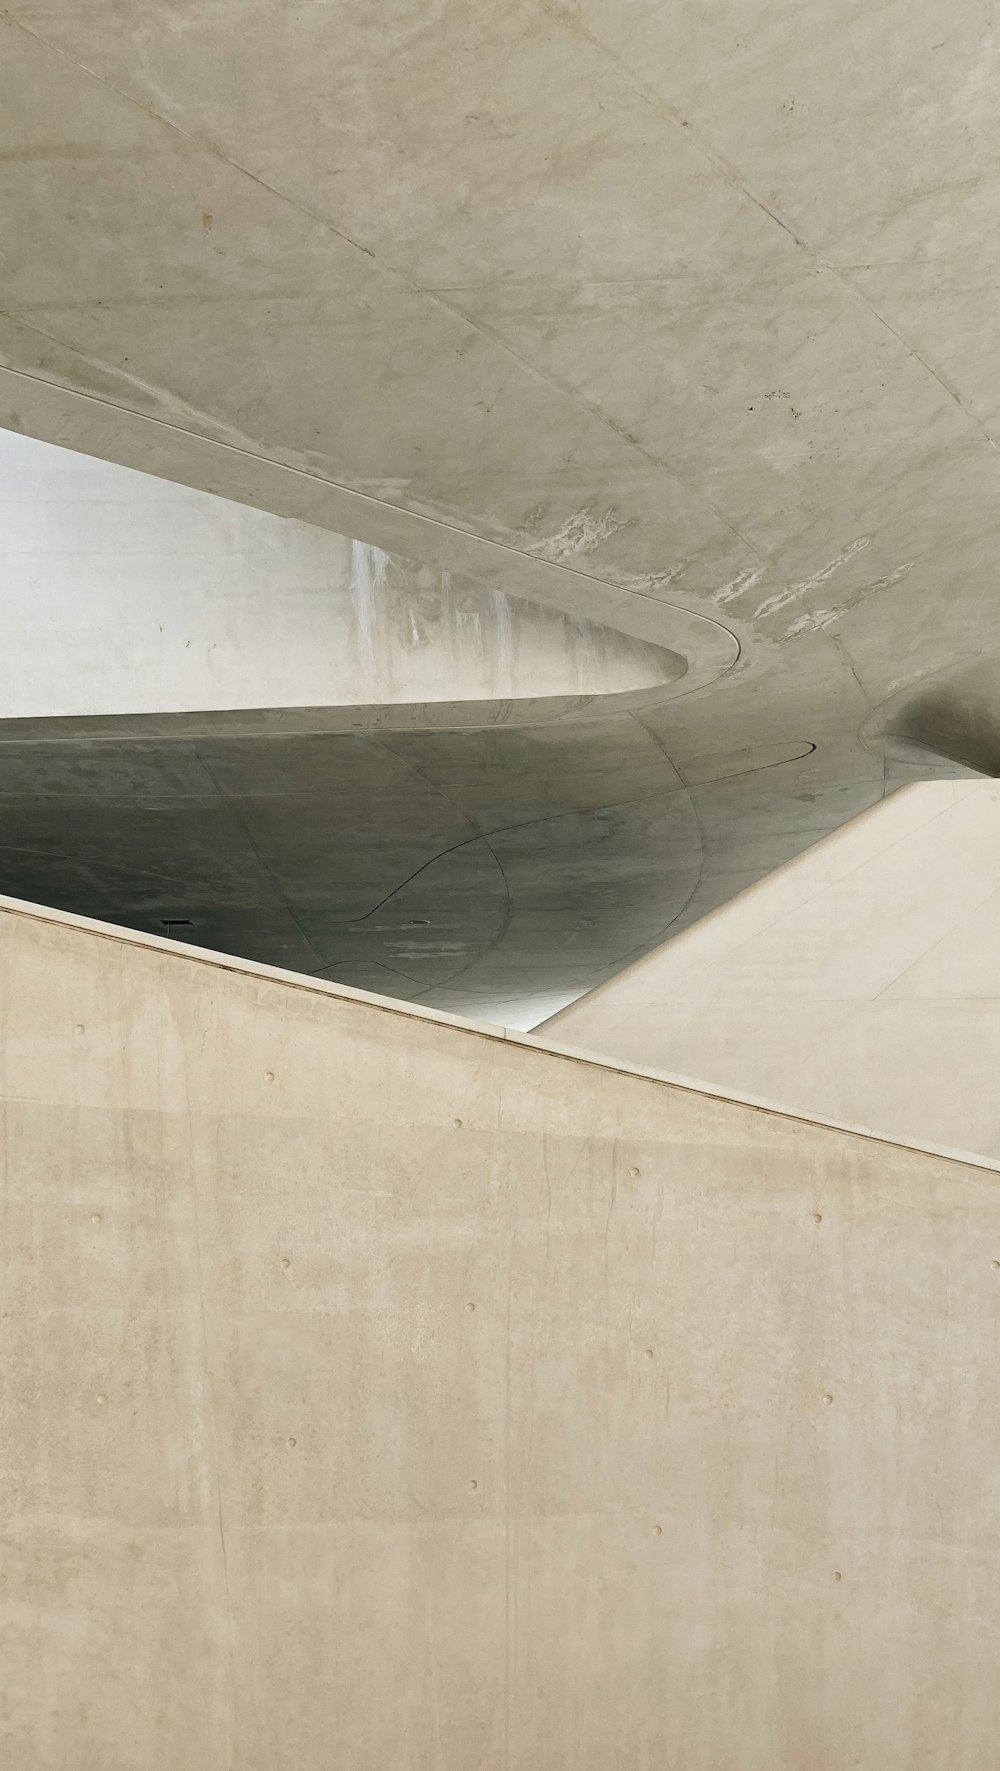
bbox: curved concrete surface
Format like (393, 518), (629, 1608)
(4, 892), (1000, 1769)
(1, 7), (998, 1023)
(547, 780), (1000, 1157)
(0, 429), (936, 1029)
(8, 16), (1000, 1765)
(0, 431), (686, 722)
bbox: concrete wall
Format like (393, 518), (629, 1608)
(0, 430), (673, 720)
(547, 780), (1000, 1160)
(4, 893), (1000, 1768)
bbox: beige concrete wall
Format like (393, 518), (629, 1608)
(4, 894), (1000, 1769)
(547, 779), (1000, 1160)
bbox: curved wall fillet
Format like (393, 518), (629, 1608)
(0, 428), (692, 726)
(0, 363), (742, 713)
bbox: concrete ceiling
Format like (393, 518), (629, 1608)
(0, 432), (884, 1029)
(0, 3), (995, 1019)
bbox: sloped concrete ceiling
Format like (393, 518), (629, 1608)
(2, 1), (998, 688)
(0, 3), (996, 1017)
(0, 433), (770, 1027)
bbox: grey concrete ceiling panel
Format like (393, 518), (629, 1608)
(0, 5), (995, 1021)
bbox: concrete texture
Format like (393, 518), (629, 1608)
(0, 430), (679, 721)
(4, 891), (1000, 1768)
(548, 780), (1000, 1158)
(0, 431), (730, 1027)
(0, 430), (976, 1028)
(1, 4), (1000, 1029)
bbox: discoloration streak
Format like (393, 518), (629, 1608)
(520, 505), (630, 562)
(754, 537), (872, 620)
(783, 560), (915, 638)
(712, 565), (767, 606)
(613, 559), (692, 596)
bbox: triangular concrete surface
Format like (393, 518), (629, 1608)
(547, 781), (1000, 1162)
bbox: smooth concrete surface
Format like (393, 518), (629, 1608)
(0, 426), (978, 1029)
(4, 12), (1000, 1025)
(0, 12), (998, 931)
(548, 780), (1000, 1158)
(5, 893), (1000, 1768)
(0, 688), (914, 1031)
(0, 429), (677, 720)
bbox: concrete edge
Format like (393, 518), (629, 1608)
(0, 364), (742, 697)
(1, 889), (997, 1180)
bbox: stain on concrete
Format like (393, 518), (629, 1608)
(520, 505), (630, 563)
(711, 566), (767, 606)
(754, 537), (872, 621)
(783, 560), (914, 637)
